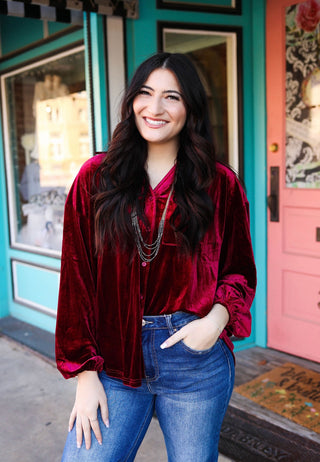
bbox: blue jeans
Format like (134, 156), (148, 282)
(61, 312), (235, 462)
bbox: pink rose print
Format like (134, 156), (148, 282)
(296, 0), (320, 32)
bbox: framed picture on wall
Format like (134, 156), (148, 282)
(158, 22), (243, 176)
(156, 0), (242, 15)
(1, 45), (91, 256)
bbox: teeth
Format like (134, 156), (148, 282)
(145, 118), (167, 127)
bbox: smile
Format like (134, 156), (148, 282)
(144, 117), (168, 127)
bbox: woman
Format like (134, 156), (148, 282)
(56, 52), (256, 462)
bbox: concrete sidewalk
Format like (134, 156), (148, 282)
(0, 335), (234, 462)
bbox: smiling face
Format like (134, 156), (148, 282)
(132, 68), (187, 153)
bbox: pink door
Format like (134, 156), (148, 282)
(267, 0), (320, 362)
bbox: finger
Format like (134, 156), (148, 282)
(68, 406), (77, 432)
(160, 328), (185, 349)
(76, 415), (83, 449)
(100, 398), (110, 428)
(90, 419), (102, 446)
(82, 418), (92, 450)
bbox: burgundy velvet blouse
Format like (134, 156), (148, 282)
(55, 153), (256, 387)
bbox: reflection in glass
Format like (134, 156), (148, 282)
(163, 29), (239, 171)
(2, 47), (89, 254)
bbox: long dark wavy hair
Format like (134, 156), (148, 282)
(93, 52), (216, 254)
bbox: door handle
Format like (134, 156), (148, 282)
(268, 166), (279, 222)
(267, 194), (277, 215)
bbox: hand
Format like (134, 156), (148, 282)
(69, 371), (109, 450)
(160, 305), (229, 351)
(160, 317), (220, 351)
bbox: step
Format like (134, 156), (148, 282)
(219, 347), (320, 462)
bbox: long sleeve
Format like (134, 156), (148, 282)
(213, 172), (257, 339)
(55, 158), (104, 379)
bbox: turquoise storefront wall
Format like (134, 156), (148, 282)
(0, 14), (109, 332)
(0, 0), (267, 350)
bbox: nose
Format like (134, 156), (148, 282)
(148, 95), (164, 116)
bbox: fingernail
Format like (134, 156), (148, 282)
(160, 342), (167, 349)
(98, 440), (102, 446)
(105, 419), (110, 428)
(77, 442), (81, 449)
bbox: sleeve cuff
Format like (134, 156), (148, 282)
(214, 284), (252, 338)
(57, 355), (105, 379)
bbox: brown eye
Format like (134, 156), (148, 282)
(138, 89), (150, 96)
(166, 94), (180, 101)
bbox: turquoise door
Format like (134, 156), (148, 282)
(125, 0), (267, 351)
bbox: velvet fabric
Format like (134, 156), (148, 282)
(55, 153), (256, 387)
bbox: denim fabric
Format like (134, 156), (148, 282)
(61, 312), (235, 462)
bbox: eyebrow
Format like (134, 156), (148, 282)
(141, 85), (182, 97)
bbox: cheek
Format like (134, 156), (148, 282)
(177, 108), (187, 127)
(132, 99), (139, 117)
(133, 96), (146, 118)
(132, 100), (143, 130)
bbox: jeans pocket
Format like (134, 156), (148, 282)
(180, 338), (219, 355)
(168, 313), (199, 336)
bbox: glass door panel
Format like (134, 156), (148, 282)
(161, 27), (242, 173)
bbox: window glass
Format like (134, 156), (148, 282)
(285, 3), (320, 188)
(163, 29), (240, 173)
(2, 46), (89, 255)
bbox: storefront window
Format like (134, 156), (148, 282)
(1, 46), (90, 255)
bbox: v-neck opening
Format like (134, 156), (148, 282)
(150, 165), (176, 194)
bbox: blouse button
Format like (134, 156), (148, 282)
(142, 262), (147, 267)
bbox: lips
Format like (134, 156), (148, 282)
(144, 117), (168, 127)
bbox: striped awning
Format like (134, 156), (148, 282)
(0, 0), (138, 23)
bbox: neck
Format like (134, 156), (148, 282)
(146, 144), (178, 190)
(147, 141), (178, 165)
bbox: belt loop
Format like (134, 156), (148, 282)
(164, 314), (173, 331)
